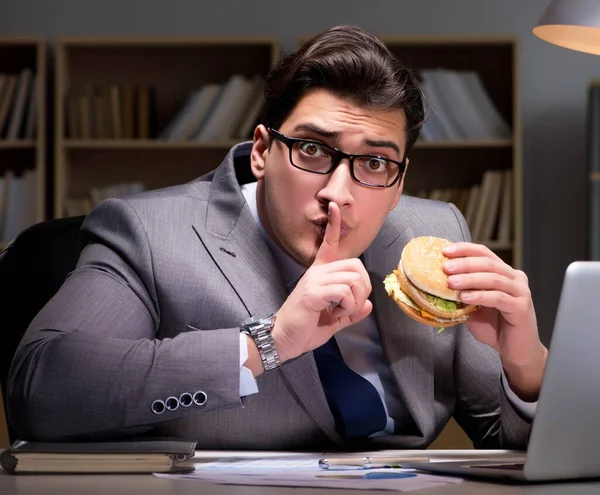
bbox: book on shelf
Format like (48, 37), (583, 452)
(0, 68), (37, 140)
(406, 168), (512, 246)
(158, 73), (265, 142)
(0, 438), (197, 474)
(419, 68), (512, 142)
(65, 83), (157, 140)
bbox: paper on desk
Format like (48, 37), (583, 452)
(154, 456), (463, 492)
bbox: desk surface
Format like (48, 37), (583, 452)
(2, 450), (600, 495)
(3, 472), (600, 495)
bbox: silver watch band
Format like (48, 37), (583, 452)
(253, 327), (280, 372)
(241, 314), (280, 372)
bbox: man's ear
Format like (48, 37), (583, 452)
(391, 158), (409, 210)
(250, 125), (270, 180)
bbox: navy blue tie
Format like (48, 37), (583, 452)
(313, 336), (387, 438)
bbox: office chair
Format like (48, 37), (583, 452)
(0, 215), (86, 443)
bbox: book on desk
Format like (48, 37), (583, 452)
(0, 438), (197, 474)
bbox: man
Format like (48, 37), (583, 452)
(8, 25), (546, 450)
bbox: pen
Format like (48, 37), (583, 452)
(317, 471), (418, 479)
(318, 456), (430, 470)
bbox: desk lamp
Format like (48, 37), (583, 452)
(533, 0), (600, 55)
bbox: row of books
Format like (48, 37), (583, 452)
(0, 69), (37, 140)
(60, 68), (508, 143)
(63, 181), (146, 217)
(407, 168), (513, 244)
(419, 69), (512, 141)
(0, 168), (37, 244)
(158, 73), (264, 141)
(65, 84), (156, 140)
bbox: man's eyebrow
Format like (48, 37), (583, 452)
(364, 139), (400, 155)
(292, 123), (401, 156)
(292, 123), (338, 138)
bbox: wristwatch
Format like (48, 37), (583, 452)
(240, 313), (281, 372)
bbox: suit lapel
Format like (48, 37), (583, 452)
(193, 146), (343, 446)
(363, 216), (435, 443)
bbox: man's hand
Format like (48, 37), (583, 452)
(271, 202), (373, 363)
(442, 242), (547, 402)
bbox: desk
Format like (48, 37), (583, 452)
(3, 472), (600, 495)
(2, 450), (600, 495)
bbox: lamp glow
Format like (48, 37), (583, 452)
(533, 0), (600, 55)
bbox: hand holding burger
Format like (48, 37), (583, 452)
(384, 236), (478, 331)
(386, 236), (547, 402)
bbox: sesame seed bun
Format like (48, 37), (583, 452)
(401, 236), (459, 301)
(383, 236), (478, 329)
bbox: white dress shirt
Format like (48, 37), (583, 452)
(236, 182), (536, 434)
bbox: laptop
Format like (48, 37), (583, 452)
(404, 261), (600, 482)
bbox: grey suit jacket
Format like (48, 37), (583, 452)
(8, 142), (531, 450)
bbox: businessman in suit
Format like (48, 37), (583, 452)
(8, 25), (546, 450)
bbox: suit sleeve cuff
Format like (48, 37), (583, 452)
(501, 370), (537, 420)
(239, 333), (259, 397)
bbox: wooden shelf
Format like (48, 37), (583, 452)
(0, 140), (36, 149)
(63, 139), (246, 150)
(414, 139), (512, 149)
(481, 241), (513, 251)
(57, 36), (280, 47)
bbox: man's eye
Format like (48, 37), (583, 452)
(299, 142), (324, 156)
(367, 158), (386, 171)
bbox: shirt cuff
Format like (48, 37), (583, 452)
(501, 371), (537, 420)
(239, 333), (259, 397)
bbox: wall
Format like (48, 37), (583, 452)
(1, 0), (598, 342)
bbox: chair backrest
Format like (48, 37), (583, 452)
(0, 215), (86, 443)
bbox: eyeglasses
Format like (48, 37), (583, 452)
(268, 128), (406, 188)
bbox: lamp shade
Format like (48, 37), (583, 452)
(533, 0), (600, 55)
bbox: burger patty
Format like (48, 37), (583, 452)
(397, 264), (477, 319)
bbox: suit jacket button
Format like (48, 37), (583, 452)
(193, 391), (207, 406)
(165, 396), (179, 411)
(151, 399), (165, 414)
(179, 392), (193, 407)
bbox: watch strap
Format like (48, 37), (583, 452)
(242, 314), (280, 372)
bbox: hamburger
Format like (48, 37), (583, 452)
(384, 236), (478, 331)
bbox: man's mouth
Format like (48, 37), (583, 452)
(312, 218), (351, 238)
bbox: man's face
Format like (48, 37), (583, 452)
(250, 88), (408, 267)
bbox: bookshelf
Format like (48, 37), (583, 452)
(298, 35), (522, 270)
(54, 36), (279, 217)
(0, 37), (47, 248)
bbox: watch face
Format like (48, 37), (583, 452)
(242, 313), (273, 326)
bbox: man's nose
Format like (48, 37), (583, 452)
(317, 159), (354, 207)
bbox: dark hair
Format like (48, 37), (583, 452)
(261, 25), (426, 156)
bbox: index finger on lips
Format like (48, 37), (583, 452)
(313, 202), (341, 266)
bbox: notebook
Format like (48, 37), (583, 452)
(0, 438), (197, 474)
(403, 261), (600, 482)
